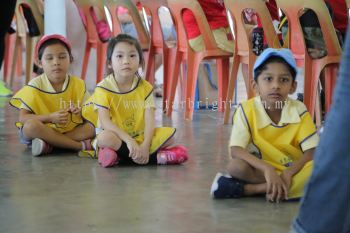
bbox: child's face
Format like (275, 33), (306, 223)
(39, 43), (70, 84)
(110, 41), (140, 80)
(253, 62), (297, 109)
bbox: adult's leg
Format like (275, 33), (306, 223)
(0, 0), (17, 69)
(292, 26), (350, 233)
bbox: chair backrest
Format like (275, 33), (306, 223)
(224, 0), (280, 55)
(104, 0), (150, 50)
(16, 0), (44, 38)
(74, 0), (106, 44)
(167, 0), (223, 52)
(276, 0), (342, 58)
(139, 0), (170, 48)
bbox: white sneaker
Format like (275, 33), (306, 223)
(31, 138), (53, 156)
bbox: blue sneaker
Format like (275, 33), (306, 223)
(210, 172), (245, 199)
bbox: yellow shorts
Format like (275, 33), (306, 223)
(188, 27), (234, 53)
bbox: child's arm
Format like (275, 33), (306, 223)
(134, 107), (155, 164)
(231, 146), (288, 202)
(19, 108), (69, 125)
(98, 108), (141, 157)
(280, 148), (314, 191)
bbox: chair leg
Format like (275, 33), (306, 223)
(96, 42), (107, 84)
(224, 55), (240, 124)
(25, 36), (36, 84)
(304, 59), (322, 119)
(247, 55), (256, 98)
(166, 50), (184, 117)
(3, 34), (15, 82)
(241, 62), (253, 98)
(81, 42), (92, 81)
(216, 58), (229, 112)
(324, 64), (338, 112)
(9, 36), (21, 87)
(315, 82), (322, 129)
(185, 54), (201, 120)
(145, 46), (155, 84)
(162, 47), (176, 112)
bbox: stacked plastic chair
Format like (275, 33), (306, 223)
(8, 0), (44, 87)
(276, 0), (342, 118)
(74, 0), (109, 84)
(105, 0), (150, 50)
(139, 0), (177, 111)
(166, 0), (233, 120)
(223, 0), (281, 123)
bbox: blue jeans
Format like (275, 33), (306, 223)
(292, 29), (350, 232)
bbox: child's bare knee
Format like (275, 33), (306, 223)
(84, 123), (96, 138)
(22, 119), (45, 138)
(227, 158), (250, 177)
(97, 130), (120, 148)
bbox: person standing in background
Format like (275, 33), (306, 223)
(0, 0), (17, 96)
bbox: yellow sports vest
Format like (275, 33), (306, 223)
(10, 75), (86, 133)
(241, 98), (316, 170)
(241, 98), (317, 198)
(85, 76), (175, 154)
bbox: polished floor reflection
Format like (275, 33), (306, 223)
(0, 97), (299, 233)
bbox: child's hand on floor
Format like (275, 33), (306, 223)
(50, 110), (69, 125)
(263, 166), (288, 203)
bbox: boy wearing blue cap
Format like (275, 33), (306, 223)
(211, 48), (319, 202)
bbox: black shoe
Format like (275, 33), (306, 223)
(210, 173), (245, 199)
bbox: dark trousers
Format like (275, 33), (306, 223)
(292, 24), (350, 233)
(0, 0), (17, 70)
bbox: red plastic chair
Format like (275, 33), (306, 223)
(276, 0), (342, 117)
(8, 0), (44, 87)
(74, 0), (108, 84)
(167, 0), (233, 120)
(223, 0), (281, 124)
(139, 0), (178, 111)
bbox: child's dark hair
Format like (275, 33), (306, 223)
(106, 34), (144, 75)
(254, 56), (297, 81)
(37, 39), (73, 62)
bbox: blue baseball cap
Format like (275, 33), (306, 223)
(253, 48), (297, 80)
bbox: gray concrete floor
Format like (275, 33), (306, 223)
(0, 96), (299, 233)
